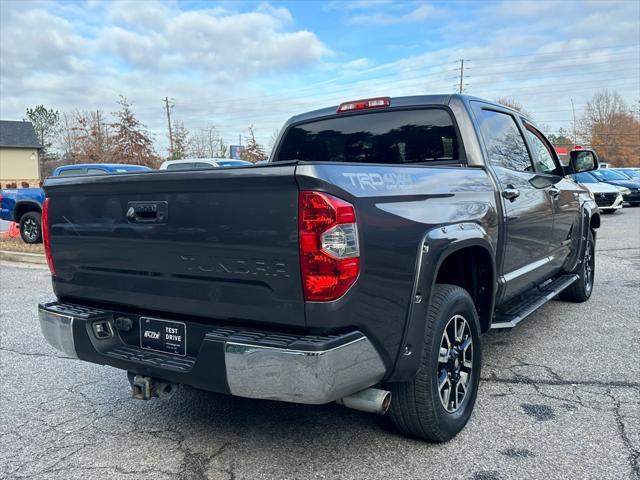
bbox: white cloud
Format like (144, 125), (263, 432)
(94, 4), (330, 79)
(107, 0), (172, 28)
(343, 58), (370, 70)
(99, 27), (168, 68)
(349, 3), (441, 24)
(0, 6), (85, 81)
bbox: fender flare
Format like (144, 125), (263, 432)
(12, 200), (42, 222)
(387, 222), (496, 382)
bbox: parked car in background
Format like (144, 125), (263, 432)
(588, 169), (640, 206)
(611, 167), (640, 181)
(159, 158), (251, 170)
(0, 163), (151, 243)
(570, 172), (624, 213)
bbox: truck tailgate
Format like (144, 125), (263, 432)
(43, 165), (305, 327)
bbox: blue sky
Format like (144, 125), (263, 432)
(1, 0), (638, 153)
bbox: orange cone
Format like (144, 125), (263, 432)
(2, 222), (20, 239)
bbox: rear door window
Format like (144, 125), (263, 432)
(276, 109), (460, 164)
(472, 106), (533, 172)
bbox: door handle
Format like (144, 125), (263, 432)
(502, 186), (520, 201)
(126, 201), (168, 223)
(548, 186), (561, 198)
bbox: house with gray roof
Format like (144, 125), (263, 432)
(0, 120), (43, 185)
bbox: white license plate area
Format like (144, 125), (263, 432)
(140, 317), (186, 356)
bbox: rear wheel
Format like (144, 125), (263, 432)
(19, 211), (42, 244)
(387, 284), (481, 442)
(559, 229), (595, 302)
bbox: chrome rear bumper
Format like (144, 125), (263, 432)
(39, 308), (78, 358)
(225, 337), (386, 404)
(38, 302), (387, 405)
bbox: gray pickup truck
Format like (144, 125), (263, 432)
(38, 94), (600, 441)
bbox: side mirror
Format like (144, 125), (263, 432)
(568, 149), (599, 174)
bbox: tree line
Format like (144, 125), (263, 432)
(26, 96), (270, 178)
(24, 89), (639, 178)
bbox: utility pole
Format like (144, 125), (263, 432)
(163, 97), (174, 154)
(458, 59), (465, 94)
(570, 98), (577, 148)
(238, 134), (242, 146)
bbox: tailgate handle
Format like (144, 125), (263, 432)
(126, 201), (168, 223)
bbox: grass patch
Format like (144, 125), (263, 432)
(0, 236), (44, 254)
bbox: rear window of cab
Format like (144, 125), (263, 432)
(276, 109), (460, 164)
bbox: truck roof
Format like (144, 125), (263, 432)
(284, 94), (527, 126)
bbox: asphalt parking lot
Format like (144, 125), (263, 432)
(1, 208), (638, 480)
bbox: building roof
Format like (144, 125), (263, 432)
(0, 121), (42, 148)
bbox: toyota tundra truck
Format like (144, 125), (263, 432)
(38, 95), (600, 441)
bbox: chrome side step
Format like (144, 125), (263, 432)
(491, 274), (579, 330)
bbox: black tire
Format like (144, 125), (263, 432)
(19, 211), (42, 244)
(629, 203), (640, 207)
(387, 284), (481, 442)
(559, 229), (595, 303)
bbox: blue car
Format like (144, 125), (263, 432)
(1, 163), (151, 243)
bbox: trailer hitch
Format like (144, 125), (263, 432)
(128, 373), (179, 401)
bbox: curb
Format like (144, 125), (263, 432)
(0, 250), (47, 265)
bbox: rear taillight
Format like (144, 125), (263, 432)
(42, 198), (55, 275)
(299, 191), (360, 301)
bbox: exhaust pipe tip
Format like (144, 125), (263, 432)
(336, 387), (391, 415)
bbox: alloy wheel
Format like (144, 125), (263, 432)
(437, 314), (473, 413)
(583, 238), (594, 293)
(23, 218), (39, 241)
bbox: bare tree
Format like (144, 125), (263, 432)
(579, 89), (640, 166)
(494, 97), (532, 118)
(73, 110), (114, 164)
(188, 125), (223, 158)
(58, 112), (80, 163)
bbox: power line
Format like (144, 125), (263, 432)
(148, 77), (639, 125)
(469, 57), (638, 76)
(161, 65), (637, 116)
(462, 66), (636, 83)
(131, 49), (639, 115)
(465, 43), (639, 62)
